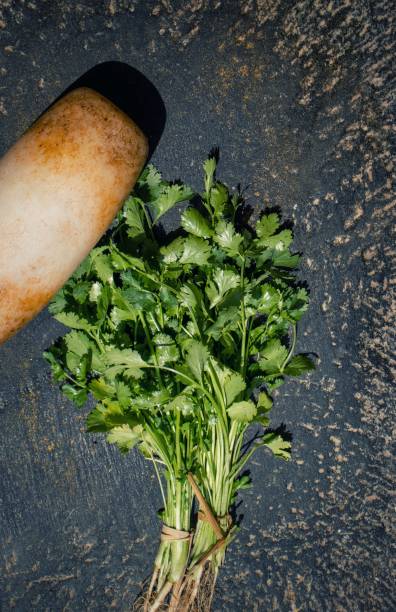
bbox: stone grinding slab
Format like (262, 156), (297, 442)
(0, 2), (394, 611)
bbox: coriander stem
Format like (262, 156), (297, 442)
(281, 324), (297, 372)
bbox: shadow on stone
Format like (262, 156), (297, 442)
(42, 61), (167, 161)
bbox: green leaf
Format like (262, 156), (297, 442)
(259, 339), (288, 373)
(258, 229), (293, 250)
(272, 250), (300, 269)
(256, 391), (272, 426)
(64, 330), (103, 373)
(87, 401), (140, 433)
(43, 350), (67, 382)
(285, 287), (309, 321)
(159, 286), (179, 315)
(121, 286), (156, 311)
(257, 391), (273, 412)
(107, 424), (142, 453)
(180, 236), (211, 266)
(104, 349), (147, 379)
(181, 208), (212, 238)
(256, 213), (280, 239)
(151, 184), (194, 223)
(64, 330), (92, 357)
(61, 383), (88, 407)
(48, 289), (67, 315)
(116, 380), (131, 409)
(228, 400), (257, 422)
(205, 306), (239, 340)
(186, 341), (209, 383)
(180, 283), (202, 310)
(257, 284), (280, 313)
(153, 333), (179, 366)
(72, 282), (91, 304)
(214, 220), (243, 255)
(123, 196), (145, 237)
(223, 371), (246, 405)
(92, 253), (113, 284)
(137, 164), (163, 201)
(54, 312), (93, 332)
(284, 354), (315, 376)
(203, 157), (216, 193)
(210, 183), (229, 217)
(160, 236), (185, 264)
(206, 268), (240, 309)
(261, 432), (291, 460)
(167, 394), (195, 416)
(89, 378), (115, 400)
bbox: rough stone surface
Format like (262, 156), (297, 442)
(0, 1), (395, 611)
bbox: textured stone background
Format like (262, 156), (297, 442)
(0, 1), (395, 610)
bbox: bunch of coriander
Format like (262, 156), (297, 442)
(45, 158), (313, 611)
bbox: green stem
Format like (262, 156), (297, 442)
(139, 313), (164, 387)
(281, 324), (297, 372)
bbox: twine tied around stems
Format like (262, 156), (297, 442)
(186, 472), (233, 572)
(159, 473), (233, 577)
(161, 524), (191, 543)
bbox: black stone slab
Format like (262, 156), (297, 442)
(0, 2), (395, 611)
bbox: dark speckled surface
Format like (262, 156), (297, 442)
(0, 1), (395, 610)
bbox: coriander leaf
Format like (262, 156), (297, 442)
(186, 341), (209, 383)
(64, 330), (104, 373)
(65, 329), (92, 357)
(210, 183), (229, 218)
(261, 432), (291, 460)
(72, 282), (91, 304)
(151, 184), (194, 223)
(92, 253), (113, 284)
(257, 391), (273, 412)
(284, 354), (315, 376)
(259, 339), (288, 374)
(89, 378), (115, 400)
(121, 286), (156, 311)
(123, 196), (146, 238)
(136, 164), (163, 201)
(61, 383), (88, 407)
(181, 208), (212, 238)
(116, 380), (131, 409)
(153, 333), (179, 365)
(167, 394), (195, 416)
(203, 157), (216, 193)
(54, 312), (93, 332)
(257, 284), (280, 313)
(107, 424), (142, 453)
(255, 392), (273, 426)
(272, 250), (300, 269)
(111, 306), (135, 327)
(87, 402), (140, 433)
(160, 236), (185, 264)
(205, 306), (239, 340)
(214, 220), (243, 255)
(223, 371), (246, 406)
(48, 288), (67, 315)
(180, 283), (202, 310)
(180, 236), (211, 266)
(228, 400), (257, 422)
(285, 287), (309, 321)
(206, 268), (240, 309)
(104, 349), (147, 380)
(256, 213), (280, 239)
(43, 350), (67, 382)
(258, 229), (293, 250)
